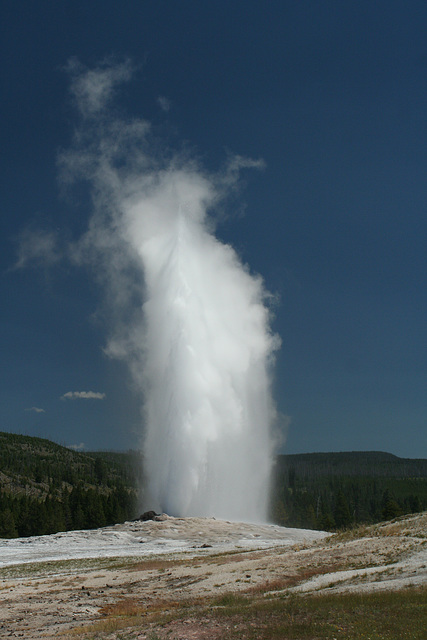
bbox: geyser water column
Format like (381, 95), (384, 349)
(122, 170), (279, 522)
(62, 60), (280, 523)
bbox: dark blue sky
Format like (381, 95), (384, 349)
(1, 1), (425, 456)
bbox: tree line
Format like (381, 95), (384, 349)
(0, 484), (137, 538)
(270, 458), (427, 531)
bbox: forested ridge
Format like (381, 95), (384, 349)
(0, 431), (140, 538)
(270, 451), (427, 530)
(1, 431), (426, 538)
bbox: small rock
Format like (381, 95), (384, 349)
(138, 510), (158, 521)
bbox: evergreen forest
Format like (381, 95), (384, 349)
(0, 432), (140, 538)
(270, 451), (427, 530)
(0, 432), (426, 538)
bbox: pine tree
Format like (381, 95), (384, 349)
(334, 491), (352, 528)
(0, 508), (18, 538)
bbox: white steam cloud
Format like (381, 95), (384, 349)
(66, 57), (133, 117)
(157, 96), (171, 112)
(61, 60), (280, 522)
(61, 391), (106, 400)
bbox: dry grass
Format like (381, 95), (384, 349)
(128, 557), (188, 572)
(98, 597), (145, 618)
(333, 511), (427, 543)
(64, 595), (201, 638)
(63, 585), (427, 639)
(243, 561), (349, 596)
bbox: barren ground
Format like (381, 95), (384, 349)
(0, 512), (426, 639)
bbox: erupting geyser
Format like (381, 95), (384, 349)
(126, 179), (279, 522)
(63, 61), (280, 522)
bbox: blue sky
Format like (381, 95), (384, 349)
(1, 1), (425, 456)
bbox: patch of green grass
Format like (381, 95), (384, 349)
(205, 586), (427, 639)
(211, 592), (248, 607)
(63, 586), (427, 639)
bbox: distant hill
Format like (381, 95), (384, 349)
(277, 451), (427, 478)
(271, 451), (427, 531)
(0, 431), (141, 498)
(1, 431), (426, 538)
(0, 431), (140, 538)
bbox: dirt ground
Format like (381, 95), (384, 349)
(0, 512), (426, 639)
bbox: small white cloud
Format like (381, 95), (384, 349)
(25, 407), (45, 413)
(157, 96), (171, 112)
(68, 442), (86, 451)
(61, 391), (106, 400)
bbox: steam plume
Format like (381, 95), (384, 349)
(62, 61), (280, 522)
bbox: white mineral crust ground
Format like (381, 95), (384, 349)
(0, 515), (327, 567)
